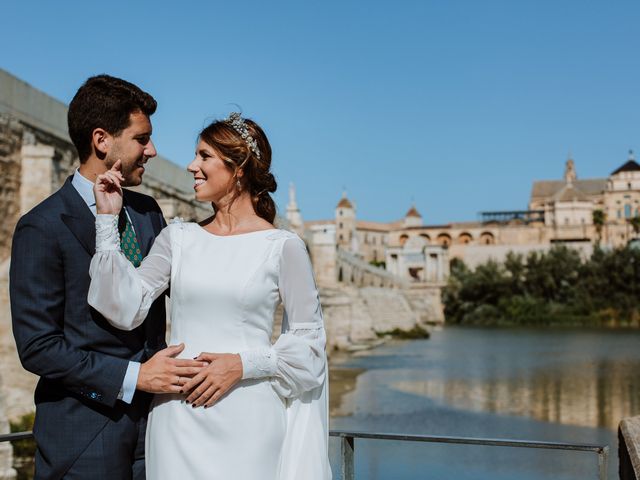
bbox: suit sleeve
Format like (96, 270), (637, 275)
(10, 213), (129, 407)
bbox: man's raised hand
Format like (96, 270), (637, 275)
(94, 159), (125, 215)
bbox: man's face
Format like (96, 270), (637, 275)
(105, 112), (157, 186)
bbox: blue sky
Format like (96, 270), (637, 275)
(3, 1), (639, 224)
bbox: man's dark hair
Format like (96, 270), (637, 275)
(68, 75), (157, 162)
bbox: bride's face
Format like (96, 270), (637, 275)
(187, 139), (235, 203)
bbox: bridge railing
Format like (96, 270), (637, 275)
(0, 429), (609, 480)
(336, 248), (408, 288)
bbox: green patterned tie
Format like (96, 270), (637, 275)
(119, 210), (143, 267)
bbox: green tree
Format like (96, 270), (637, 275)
(442, 245), (640, 327)
(592, 209), (606, 245)
(629, 215), (640, 238)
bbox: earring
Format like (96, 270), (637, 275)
(236, 179), (242, 191)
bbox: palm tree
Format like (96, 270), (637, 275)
(592, 209), (606, 245)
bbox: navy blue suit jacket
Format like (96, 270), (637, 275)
(10, 176), (167, 478)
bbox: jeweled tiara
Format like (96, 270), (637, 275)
(224, 112), (261, 159)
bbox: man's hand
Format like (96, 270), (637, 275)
(137, 344), (206, 394)
(94, 159), (125, 215)
(183, 353), (243, 407)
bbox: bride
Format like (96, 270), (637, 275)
(87, 113), (331, 479)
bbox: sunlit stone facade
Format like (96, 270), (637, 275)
(293, 152), (640, 275)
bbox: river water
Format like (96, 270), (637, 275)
(328, 326), (640, 479)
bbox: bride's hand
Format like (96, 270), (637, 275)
(94, 160), (125, 215)
(183, 353), (243, 408)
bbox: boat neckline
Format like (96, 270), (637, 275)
(194, 224), (279, 238)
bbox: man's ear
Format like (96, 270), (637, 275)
(92, 128), (111, 156)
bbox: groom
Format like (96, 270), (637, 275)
(10, 75), (203, 479)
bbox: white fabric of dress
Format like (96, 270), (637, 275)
(88, 216), (331, 480)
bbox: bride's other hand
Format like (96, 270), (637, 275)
(94, 159), (125, 215)
(183, 353), (243, 407)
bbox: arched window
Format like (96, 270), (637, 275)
(458, 232), (473, 244)
(436, 233), (452, 247)
(480, 232), (495, 245)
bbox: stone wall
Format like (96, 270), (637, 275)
(0, 117), (22, 263)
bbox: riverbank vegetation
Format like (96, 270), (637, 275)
(443, 245), (640, 327)
(377, 325), (430, 339)
(10, 412), (35, 480)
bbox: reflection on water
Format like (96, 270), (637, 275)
(329, 326), (640, 480)
(391, 357), (640, 430)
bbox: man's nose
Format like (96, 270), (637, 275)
(146, 139), (158, 158)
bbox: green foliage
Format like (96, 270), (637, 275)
(10, 411), (36, 459)
(443, 245), (640, 326)
(377, 325), (431, 339)
(592, 210), (606, 244)
(629, 216), (640, 236)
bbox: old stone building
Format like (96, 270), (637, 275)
(296, 153), (639, 274)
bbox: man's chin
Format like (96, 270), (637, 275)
(123, 174), (143, 187)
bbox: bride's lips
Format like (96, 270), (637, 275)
(194, 178), (206, 190)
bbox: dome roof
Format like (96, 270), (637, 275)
(336, 195), (353, 209)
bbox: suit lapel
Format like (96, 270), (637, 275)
(123, 190), (154, 256)
(59, 177), (96, 256)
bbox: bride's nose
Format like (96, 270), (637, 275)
(187, 159), (198, 173)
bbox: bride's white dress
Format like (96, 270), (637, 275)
(88, 216), (331, 479)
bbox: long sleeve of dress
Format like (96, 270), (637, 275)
(240, 234), (331, 480)
(88, 214), (172, 331)
(239, 235), (327, 398)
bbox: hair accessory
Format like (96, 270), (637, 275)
(224, 112), (261, 159)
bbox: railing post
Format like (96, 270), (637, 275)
(598, 446), (609, 480)
(341, 435), (354, 480)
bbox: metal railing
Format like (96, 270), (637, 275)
(0, 430), (610, 480)
(329, 430), (609, 480)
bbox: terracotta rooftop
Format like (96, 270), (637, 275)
(530, 178), (606, 200)
(336, 197), (353, 209)
(552, 183), (590, 202)
(405, 206), (422, 218)
(356, 220), (402, 232)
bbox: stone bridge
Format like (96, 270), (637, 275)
(336, 248), (407, 288)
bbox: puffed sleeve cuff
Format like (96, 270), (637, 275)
(96, 214), (120, 251)
(239, 347), (278, 379)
